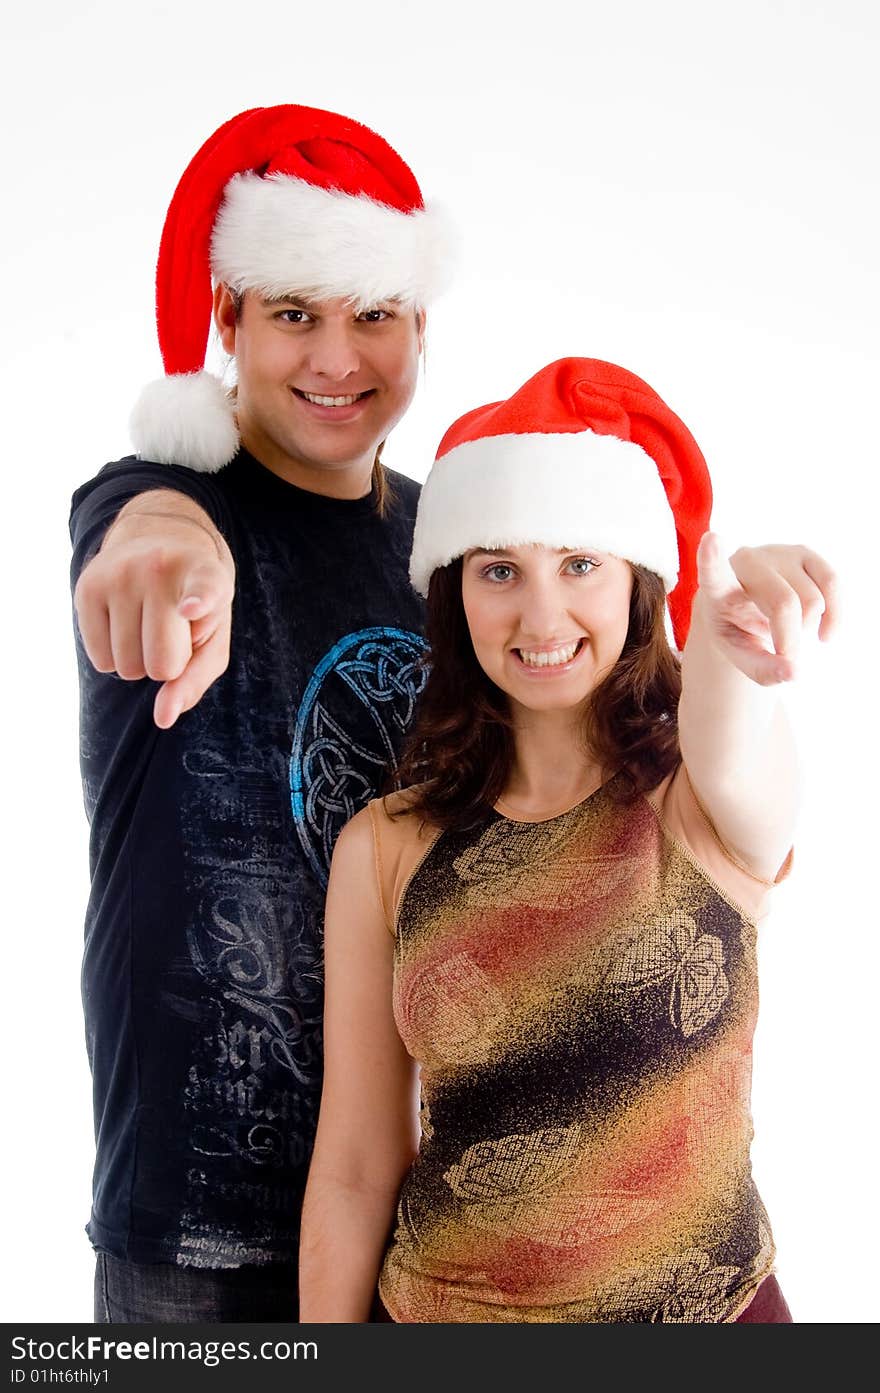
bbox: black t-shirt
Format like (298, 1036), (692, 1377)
(69, 450), (425, 1267)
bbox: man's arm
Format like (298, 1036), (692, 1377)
(73, 488), (236, 729)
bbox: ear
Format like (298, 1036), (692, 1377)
(214, 283), (239, 355)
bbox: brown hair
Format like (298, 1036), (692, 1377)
(392, 559), (682, 828)
(227, 287), (393, 516)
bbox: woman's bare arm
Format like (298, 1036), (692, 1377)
(298, 808), (419, 1322)
(678, 533), (837, 881)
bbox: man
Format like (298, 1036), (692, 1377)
(70, 104), (453, 1322)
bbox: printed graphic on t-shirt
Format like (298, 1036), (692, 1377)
(290, 626), (428, 887)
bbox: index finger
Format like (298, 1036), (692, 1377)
(729, 550), (803, 662)
(153, 620), (231, 729)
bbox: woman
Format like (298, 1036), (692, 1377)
(298, 358), (836, 1322)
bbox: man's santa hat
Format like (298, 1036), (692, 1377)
(130, 104), (453, 473)
(409, 358), (713, 649)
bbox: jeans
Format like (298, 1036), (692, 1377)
(94, 1252), (298, 1323)
(95, 1253), (789, 1323)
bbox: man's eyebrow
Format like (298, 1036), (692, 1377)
(261, 293), (313, 308)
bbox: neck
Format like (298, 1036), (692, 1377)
(239, 427), (375, 500)
(502, 706), (605, 815)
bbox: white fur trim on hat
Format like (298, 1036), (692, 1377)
(409, 430), (680, 595)
(129, 372), (239, 473)
(211, 173), (455, 310)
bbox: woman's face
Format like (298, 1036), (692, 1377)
(461, 544), (634, 716)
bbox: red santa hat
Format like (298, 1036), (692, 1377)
(409, 358), (713, 649)
(130, 104), (453, 473)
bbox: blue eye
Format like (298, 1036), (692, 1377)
(484, 563), (515, 582)
(567, 557), (599, 575)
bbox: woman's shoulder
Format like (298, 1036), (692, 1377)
(335, 787), (429, 849)
(369, 784), (429, 821)
(364, 786), (444, 932)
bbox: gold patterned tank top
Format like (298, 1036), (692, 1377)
(377, 775), (775, 1322)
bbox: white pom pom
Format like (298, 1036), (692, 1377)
(129, 372), (239, 473)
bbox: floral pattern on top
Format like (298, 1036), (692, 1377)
(609, 910), (730, 1037)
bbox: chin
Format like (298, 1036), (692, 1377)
(498, 676), (596, 712)
(519, 692), (594, 713)
(302, 443), (378, 469)
(277, 430), (380, 469)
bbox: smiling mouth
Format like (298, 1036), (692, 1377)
(292, 389), (374, 407)
(514, 639), (585, 668)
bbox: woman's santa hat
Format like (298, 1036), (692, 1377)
(130, 104), (453, 473)
(409, 358), (712, 649)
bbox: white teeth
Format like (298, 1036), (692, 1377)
(301, 391), (364, 407)
(518, 641), (580, 668)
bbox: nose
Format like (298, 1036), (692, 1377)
(305, 320), (361, 382)
(516, 575), (569, 641)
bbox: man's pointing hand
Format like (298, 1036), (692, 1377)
(74, 491), (236, 729)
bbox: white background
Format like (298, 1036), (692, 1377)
(3, 0), (877, 1323)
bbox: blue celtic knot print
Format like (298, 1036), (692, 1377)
(290, 627), (428, 887)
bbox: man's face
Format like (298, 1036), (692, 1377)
(214, 287), (424, 492)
